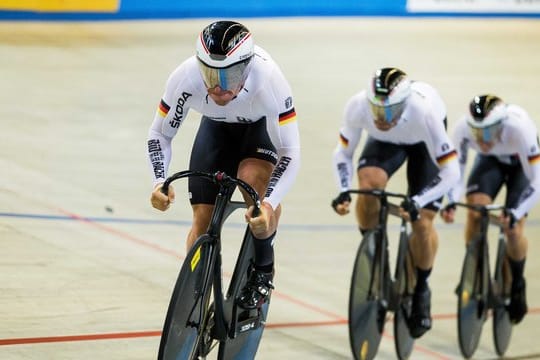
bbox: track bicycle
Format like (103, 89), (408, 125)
(453, 202), (513, 359)
(348, 189), (417, 360)
(157, 170), (271, 360)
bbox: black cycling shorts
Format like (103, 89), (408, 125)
(466, 154), (529, 209)
(188, 116), (277, 205)
(357, 136), (442, 211)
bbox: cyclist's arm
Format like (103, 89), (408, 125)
(509, 112), (540, 219)
(412, 113), (460, 207)
(332, 93), (365, 192)
(146, 61), (195, 187)
(446, 118), (470, 204)
(261, 67), (301, 210)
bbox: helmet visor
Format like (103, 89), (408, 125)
(370, 101), (406, 124)
(198, 58), (251, 91)
(469, 123), (502, 143)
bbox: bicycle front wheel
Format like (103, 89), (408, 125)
(457, 237), (488, 359)
(393, 233), (415, 360)
(158, 235), (215, 360)
(493, 238), (512, 356)
(349, 230), (387, 360)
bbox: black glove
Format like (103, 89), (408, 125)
(331, 191), (351, 212)
(400, 198), (421, 222)
(442, 202), (456, 213)
(503, 209), (517, 229)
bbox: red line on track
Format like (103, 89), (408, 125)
(0, 331), (161, 346)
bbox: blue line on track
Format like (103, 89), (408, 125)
(0, 212), (353, 232)
(2, 211), (538, 231)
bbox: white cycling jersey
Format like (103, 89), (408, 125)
(332, 81), (459, 207)
(448, 104), (540, 219)
(147, 46), (300, 210)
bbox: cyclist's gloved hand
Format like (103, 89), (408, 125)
(503, 208), (518, 229)
(331, 191), (351, 214)
(400, 198), (421, 222)
(442, 203), (456, 212)
(440, 202), (456, 223)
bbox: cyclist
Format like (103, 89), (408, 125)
(146, 21), (301, 310)
(441, 94), (540, 324)
(331, 67), (459, 338)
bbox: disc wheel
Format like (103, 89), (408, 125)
(158, 236), (214, 360)
(457, 237), (488, 359)
(493, 240), (512, 356)
(348, 231), (387, 360)
(394, 238), (415, 360)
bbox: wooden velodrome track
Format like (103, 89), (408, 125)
(1, 17), (539, 359)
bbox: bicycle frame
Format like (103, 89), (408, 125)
(159, 170), (263, 359)
(350, 189), (409, 306)
(454, 201), (513, 358)
(347, 189), (414, 360)
(454, 202), (506, 307)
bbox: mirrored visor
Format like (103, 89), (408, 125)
(369, 101), (406, 124)
(469, 122), (502, 143)
(198, 58), (251, 91)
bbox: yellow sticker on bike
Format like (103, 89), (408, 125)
(360, 340), (369, 360)
(191, 246), (201, 271)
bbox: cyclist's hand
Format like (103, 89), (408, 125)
(440, 203), (456, 223)
(151, 183), (175, 211)
(501, 209), (518, 230)
(400, 198), (421, 222)
(331, 191), (351, 215)
(246, 202), (275, 238)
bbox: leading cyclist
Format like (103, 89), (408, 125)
(331, 67), (459, 338)
(441, 94), (540, 324)
(146, 21), (301, 310)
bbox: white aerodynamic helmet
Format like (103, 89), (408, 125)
(366, 67), (412, 124)
(467, 94), (507, 142)
(196, 21), (254, 92)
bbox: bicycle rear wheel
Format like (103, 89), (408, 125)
(158, 235), (215, 360)
(457, 237), (488, 359)
(349, 230), (387, 360)
(493, 238), (512, 356)
(394, 234), (415, 360)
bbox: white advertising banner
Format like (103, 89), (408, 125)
(408, 0), (540, 13)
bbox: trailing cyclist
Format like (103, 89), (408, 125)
(147, 21), (301, 310)
(331, 67), (459, 338)
(441, 94), (540, 324)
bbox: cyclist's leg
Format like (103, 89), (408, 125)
(186, 204), (214, 250)
(464, 193), (492, 244)
(187, 117), (232, 250)
(405, 142), (445, 338)
(356, 137), (406, 231)
(238, 157), (278, 271)
(503, 161), (529, 323)
(235, 118), (279, 309)
(465, 154), (504, 244)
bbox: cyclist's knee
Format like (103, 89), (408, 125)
(412, 210), (436, 237)
(466, 209), (483, 228)
(357, 166), (387, 189)
(192, 204), (213, 230)
(238, 158), (274, 195)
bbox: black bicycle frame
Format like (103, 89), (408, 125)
(349, 189), (408, 303)
(454, 202), (506, 307)
(162, 170), (261, 342)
